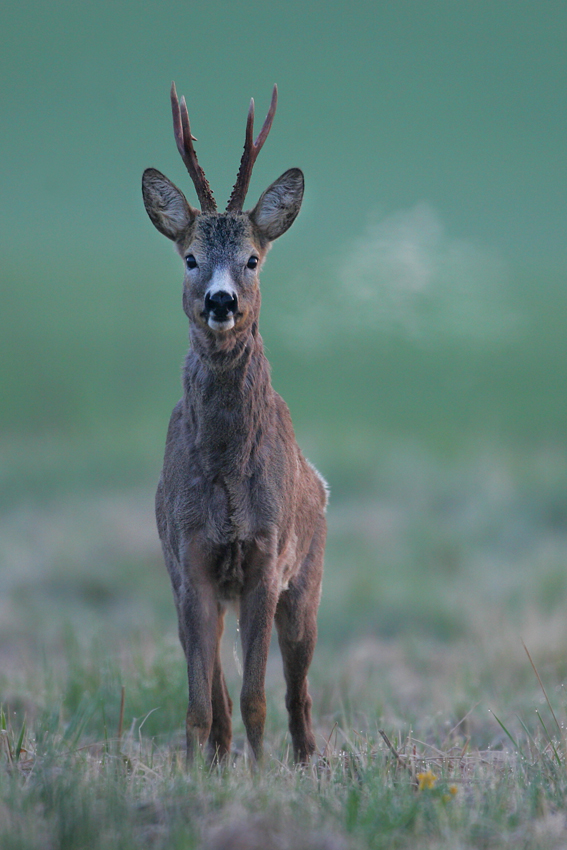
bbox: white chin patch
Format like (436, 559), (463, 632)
(208, 316), (235, 331)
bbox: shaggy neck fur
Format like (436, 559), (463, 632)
(183, 321), (274, 480)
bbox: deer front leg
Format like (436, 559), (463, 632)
(208, 605), (233, 762)
(238, 555), (279, 765)
(176, 553), (221, 762)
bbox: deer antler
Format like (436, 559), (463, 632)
(170, 82), (217, 213)
(226, 85), (278, 212)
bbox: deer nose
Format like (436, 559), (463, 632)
(205, 290), (238, 320)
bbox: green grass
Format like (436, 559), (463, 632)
(3, 443), (567, 847)
(3, 631), (567, 850)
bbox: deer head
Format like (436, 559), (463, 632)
(142, 84), (304, 345)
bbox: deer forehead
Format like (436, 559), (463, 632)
(183, 213), (263, 263)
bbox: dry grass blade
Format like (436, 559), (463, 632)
(322, 722), (339, 759)
(442, 703), (480, 748)
(117, 685), (125, 748)
(379, 729), (418, 787)
(378, 729), (404, 766)
(523, 641), (563, 740)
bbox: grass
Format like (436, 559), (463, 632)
(3, 635), (567, 850)
(3, 441), (567, 847)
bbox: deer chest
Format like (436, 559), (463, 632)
(169, 465), (280, 546)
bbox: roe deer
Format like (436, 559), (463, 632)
(142, 83), (328, 765)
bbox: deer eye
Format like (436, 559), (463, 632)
(247, 256), (259, 270)
(185, 254), (198, 270)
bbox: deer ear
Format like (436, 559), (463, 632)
(142, 168), (198, 241)
(249, 168), (304, 241)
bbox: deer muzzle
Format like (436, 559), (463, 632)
(205, 289), (239, 330)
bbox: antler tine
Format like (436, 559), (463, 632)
(170, 82), (217, 213)
(226, 84), (278, 212)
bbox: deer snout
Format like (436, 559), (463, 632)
(204, 289), (239, 330)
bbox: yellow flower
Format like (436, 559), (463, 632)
(441, 784), (458, 803)
(417, 769), (438, 791)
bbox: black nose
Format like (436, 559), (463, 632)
(205, 290), (238, 320)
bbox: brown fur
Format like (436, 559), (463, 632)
(142, 94), (327, 765)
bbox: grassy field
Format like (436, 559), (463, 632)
(3, 434), (567, 848)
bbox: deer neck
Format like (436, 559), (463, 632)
(183, 322), (273, 477)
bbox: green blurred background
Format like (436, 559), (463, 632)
(2, 0), (567, 669)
